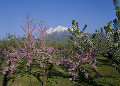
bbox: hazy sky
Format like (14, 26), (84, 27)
(0, 0), (119, 39)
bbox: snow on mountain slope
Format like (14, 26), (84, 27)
(35, 25), (91, 42)
(46, 25), (68, 34)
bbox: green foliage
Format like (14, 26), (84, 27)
(50, 40), (65, 51)
(0, 33), (18, 52)
(67, 20), (92, 51)
(90, 1), (120, 67)
(92, 21), (120, 56)
(0, 56), (120, 86)
(113, 0), (120, 23)
(113, 0), (120, 49)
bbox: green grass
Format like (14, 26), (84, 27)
(0, 56), (120, 86)
(93, 56), (120, 86)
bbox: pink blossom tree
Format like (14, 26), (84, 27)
(1, 14), (62, 86)
(61, 48), (98, 84)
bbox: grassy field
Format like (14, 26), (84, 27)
(0, 56), (120, 86)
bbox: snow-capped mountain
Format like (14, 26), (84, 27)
(46, 25), (70, 42)
(35, 25), (92, 42)
(46, 25), (68, 34)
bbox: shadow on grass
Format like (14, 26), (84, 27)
(47, 68), (101, 86)
(97, 58), (112, 66)
(47, 68), (69, 78)
(74, 71), (100, 86)
(77, 69), (116, 86)
(86, 61), (118, 86)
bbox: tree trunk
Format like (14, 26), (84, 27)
(3, 62), (11, 86)
(3, 71), (9, 86)
(43, 70), (48, 86)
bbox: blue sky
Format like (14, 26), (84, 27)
(0, 0), (119, 39)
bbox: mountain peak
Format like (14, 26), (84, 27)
(46, 25), (68, 34)
(57, 25), (63, 28)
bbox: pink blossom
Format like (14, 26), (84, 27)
(10, 65), (15, 70)
(71, 72), (75, 76)
(12, 58), (17, 62)
(89, 48), (92, 54)
(95, 69), (98, 71)
(39, 62), (45, 68)
(69, 59), (72, 63)
(28, 59), (32, 63)
(75, 72), (78, 75)
(42, 56), (45, 60)
(5, 60), (10, 64)
(68, 72), (72, 75)
(76, 62), (79, 65)
(82, 70), (85, 72)
(86, 52), (89, 56)
(69, 78), (72, 80)
(81, 51), (84, 54)
(64, 59), (68, 62)
(2, 70), (6, 75)
(26, 59), (32, 66)
(11, 70), (13, 74)
(2, 67), (9, 75)
(92, 63), (97, 68)
(55, 61), (60, 66)
(68, 69), (71, 71)
(72, 68), (75, 70)
(5, 67), (9, 71)
(86, 64), (89, 65)
(83, 57), (88, 60)
(26, 63), (30, 66)
(85, 73), (89, 78)
(58, 70), (64, 72)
